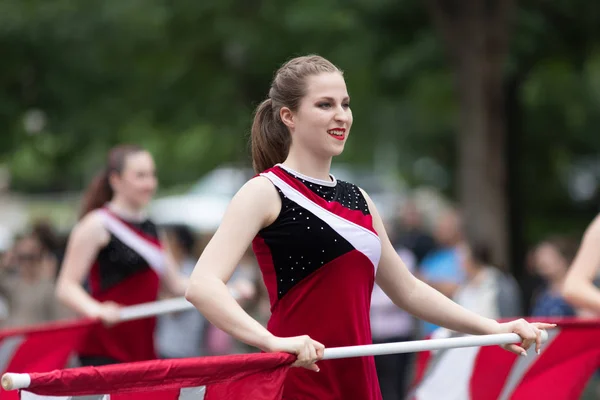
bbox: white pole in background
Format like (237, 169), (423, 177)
(118, 288), (240, 322)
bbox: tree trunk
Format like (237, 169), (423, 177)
(425, 0), (515, 268)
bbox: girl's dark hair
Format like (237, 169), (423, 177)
(79, 144), (144, 219)
(542, 236), (579, 265)
(30, 219), (59, 253)
(467, 238), (493, 266)
(250, 55), (341, 173)
(169, 224), (196, 255)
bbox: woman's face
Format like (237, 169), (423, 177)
(14, 236), (43, 271)
(111, 151), (157, 208)
(534, 243), (568, 280)
(283, 72), (353, 158)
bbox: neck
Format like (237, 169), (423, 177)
(549, 276), (566, 293)
(107, 197), (145, 221)
(282, 148), (333, 182)
(467, 265), (486, 283)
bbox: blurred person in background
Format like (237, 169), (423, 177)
(391, 200), (436, 266)
(563, 214), (600, 314)
(0, 229), (12, 321)
(370, 246), (417, 400)
(0, 233), (19, 278)
(418, 208), (465, 335)
(0, 231), (66, 328)
(155, 225), (205, 359)
(56, 144), (189, 366)
(530, 236), (578, 317)
(518, 248), (545, 318)
(561, 216), (600, 398)
(185, 55), (553, 400)
(30, 219), (65, 278)
(454, 238), (521, 320)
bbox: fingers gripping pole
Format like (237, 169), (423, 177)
(322, 331), (549, 360)
(2, 373), (31, 391)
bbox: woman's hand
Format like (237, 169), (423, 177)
(496, 319), (556, 356)
(97, 301), (122, 327)
(266, 335), (325, 372)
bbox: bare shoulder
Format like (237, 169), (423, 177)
(228, 175), (281, 227)
(71, 210), (110, 247)
(236, 175), (280, 203)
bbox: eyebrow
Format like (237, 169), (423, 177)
(316, 96), (350, 102)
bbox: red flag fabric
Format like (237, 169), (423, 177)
(0, 319), (97, 400)
(16, 353), (295, 400)
(409, 319), (600, 400)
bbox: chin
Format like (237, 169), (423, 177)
(135, 197), (152, 209)
(329, 143), (346, 157)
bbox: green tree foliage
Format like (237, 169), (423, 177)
(0, 0), (453, 192)
(510, 0), (600, 245)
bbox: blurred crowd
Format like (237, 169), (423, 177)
(0, 198), (587, 399)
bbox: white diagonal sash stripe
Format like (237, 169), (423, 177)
(262, 172), (381, 270)
(97, 210), (165, 276)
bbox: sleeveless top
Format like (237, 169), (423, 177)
(78, 207), (165, 363)
(252, 165), (383, 400)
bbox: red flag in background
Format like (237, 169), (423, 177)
(409, 319), (600, 400)
(0, 319), (97, 400)
(0, 320), (96, 374)
(17, 352), (295, 400)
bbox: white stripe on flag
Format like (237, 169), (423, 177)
(98, 209), (165, 276)
(21, 393), (110, 400)
(414, 345), (479, 400)
(20, 387), (207, 400)
(20, 394), (70, 400)
(262, 171), (381, 270)
(179, 386), (206, 399)
(0, 335), (25, 373)
(497, 328), (560, 400)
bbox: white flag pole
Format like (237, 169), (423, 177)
(1, 373), (30, 392)
(322, 331), (548, 360)
(118, 297), (194, 322)
(1, 331), (548, 391)
(118, 288), (240, 322)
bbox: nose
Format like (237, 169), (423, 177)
(145, 176), (158, 192)
(334, 106), (349, 123)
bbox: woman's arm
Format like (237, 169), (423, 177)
(55, 212), (119, 323)
(563, 215), (600, 312)
(185, 177), (324, 369)
(362, 190), (553, 355)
